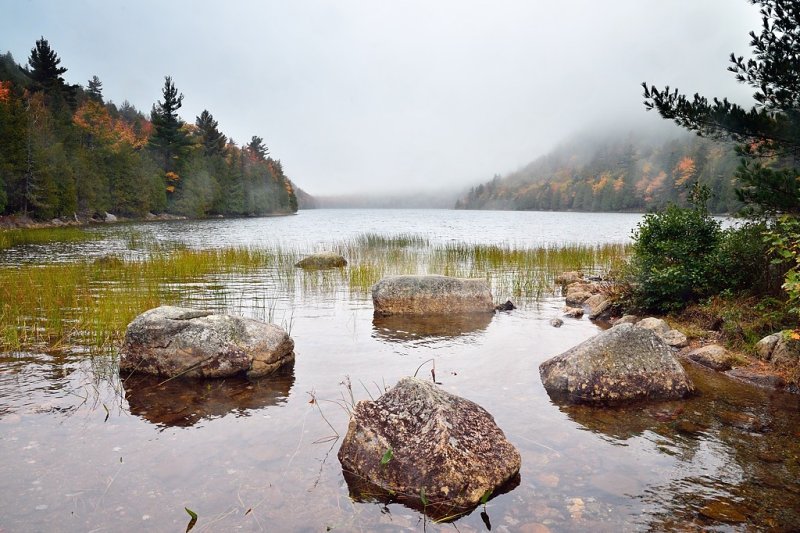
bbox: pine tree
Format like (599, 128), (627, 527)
(148, 76), (190, 173)
(643, 0), (800, 215)
(246, 135), (268, 161)
(87, 75), (103, 102)
(195, 110), (227, 157)
(28, 37), (67, 90)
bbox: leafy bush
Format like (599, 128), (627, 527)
(766, 216), (800, 320)
(714, 221), (776, 294)
(630, 203), (721, 312)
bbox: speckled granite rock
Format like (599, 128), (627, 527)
(295, 251), (347, 269)
(539, 324), (694, 404)
(120, 306), (294, 378)
(338, 377), (520, 514)
(372, 275), (494, 316)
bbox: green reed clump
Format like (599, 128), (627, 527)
(0, 247), (292, 354)
(0, 226), (99, 250)
(353, 233), (430, 249)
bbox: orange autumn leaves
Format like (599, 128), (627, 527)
(73, 100), (150, 150)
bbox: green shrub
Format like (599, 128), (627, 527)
(714, 221), (776, 294)
(630, 201), (721, 313)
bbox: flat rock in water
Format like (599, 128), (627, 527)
(338, 377), (521, 516)
(563, 306), (584, 319)
(683, 344), (734, 371)
(295, 251), (347, 269)
(372, 275), (494, 316)
(119, 306), (294, 378)
(555, 271), (583, 285)
(539, 324), (694, 405)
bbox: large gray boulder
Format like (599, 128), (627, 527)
(119, 306), (294, 378)
(539, 324), (694, 404)
(372, 275), (494, 316)
(338, 377), (521, 515)
(295, 251), (347, 269)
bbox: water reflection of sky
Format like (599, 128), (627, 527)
(1, 211), (798, 531)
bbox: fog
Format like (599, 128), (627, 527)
(3, 0), (761, 196)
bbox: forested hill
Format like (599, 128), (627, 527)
(455, 129), (742, 214)
(0, 39), (298, 221)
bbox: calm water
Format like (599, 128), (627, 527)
(1, 209), (798, 532)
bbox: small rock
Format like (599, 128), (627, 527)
(564, 289), (593, 306)
(295, 251), (347, 269)
(615, 315), (638, 325)
(717, 410), (766, 432)
(684, 345), (735, 371)
(585, 293), (612, 320)
(495, 300), (516, 311)
(660, 329), (688, 348)
(549, 318), (564, 328)
(699, 499), (747, 523)
(755, 333), (781, 360)
(635, 317), (671, 336)
(563, 306), (584, 319)
(555, 271), (583, 285)
(674, 420), (705, 436)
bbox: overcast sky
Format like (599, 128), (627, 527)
(3, 0), (761, 196)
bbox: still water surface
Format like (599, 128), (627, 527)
(0, 209), (798, 532)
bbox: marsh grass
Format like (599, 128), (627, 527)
(0, 232), (629, 354)
(0, 226), (99, 250)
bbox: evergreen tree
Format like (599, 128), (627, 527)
(87, 75), (103, 102)
(246, 135), (268, 161)
(643, 0), (800, 215)
(148, 76), (190, 173)
(27, 37), (67, 90)
(195, 110), (227, 157)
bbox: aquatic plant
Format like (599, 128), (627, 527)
(0, 232), (629, 354)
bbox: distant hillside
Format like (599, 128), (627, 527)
(314, 190), (460, 209)
(293, 183), (317, 209)
(456, 129), (742, 213)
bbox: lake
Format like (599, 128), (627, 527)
(0, 209), (797, 532)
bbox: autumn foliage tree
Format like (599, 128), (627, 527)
(0, 39), (298, 220)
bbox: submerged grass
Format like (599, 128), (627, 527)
(0, 226), (99, 250)
(0, 232), (630, 354)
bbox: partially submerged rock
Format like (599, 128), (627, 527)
(119, 306), (294, 378)
(683, 345), (735, 371)
(555, 271), (583, 286)
(338, 377), (521, 516)
(585, 293), (612, 320)
(495, 299), (516, 311)
(563, 306), (584, 319)
(550, 318), (564, 328)
(372, 275), (494, 316)
(539, 324), (695, 405)
(295, 251), (347, 269)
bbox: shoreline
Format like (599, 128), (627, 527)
(0, 210), (297, 230)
